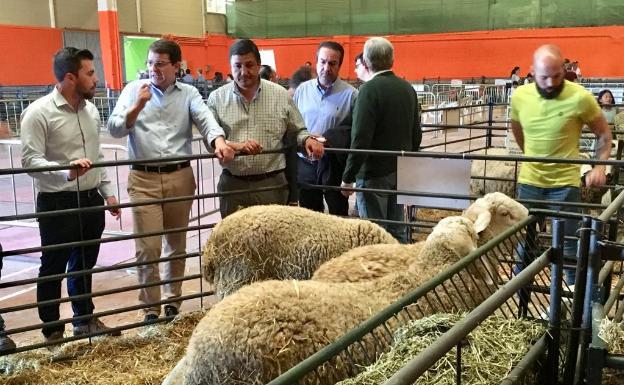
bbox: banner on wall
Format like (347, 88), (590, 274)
(260, 49), (277, 72)
(123, 36), (158, 82)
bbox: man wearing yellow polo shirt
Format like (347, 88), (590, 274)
(511, 44), (612, 286)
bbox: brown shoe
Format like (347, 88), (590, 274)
(43, 330), (64, 350)
(73, 318), (121, 337)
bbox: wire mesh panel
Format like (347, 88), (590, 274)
(268, 215), (562, 385)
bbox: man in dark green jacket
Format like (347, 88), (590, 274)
(341, 37), (421, 243)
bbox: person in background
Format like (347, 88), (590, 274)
(287, 66), (313, 99)
(207, 39), (324, 218)
(259, 64), (276, 82)
(181, 68), (194, 84)
(285, 65), (314, 205)
(294, 41), (358, 216)
(354, 52), (372, 83)
(213, 72), (224, 83)
(226, 74), (234, 83)
(108, 39), (233, 322)
(524, 73), (533, 85)
(597, 89), (616, 125)
(510, 44), (612, 287)
(341, 37), (422, 243)
(196, 68), (206, 83)
(21, 47), (122, 343)
(510, 66), (521, 83)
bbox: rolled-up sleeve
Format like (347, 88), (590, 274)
(20, 109), (65, 178)
(190, 88), (225, 149)
(107, 83), (136, 138)
(286, 98), (310, 146)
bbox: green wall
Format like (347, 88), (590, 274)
(226, 0), (624, 38)
(123, 36), (158, 82)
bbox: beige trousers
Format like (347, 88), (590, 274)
(128, 167), (196, 315)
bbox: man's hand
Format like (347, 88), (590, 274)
(105, 196), (122, 220)
(136, 83), (152, 110)
(341, 181), (354, 197)
(68, 158), (92, 181)
(585, 165), (607, 187)
(214, 137), (235, 163)
(239, 139), (263, 155)
(304, 136), (325, 160)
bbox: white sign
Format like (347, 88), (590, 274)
(397, 157), (471, 209)
(260, 49), (277, 73)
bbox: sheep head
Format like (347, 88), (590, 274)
(463, 192), (528, 244)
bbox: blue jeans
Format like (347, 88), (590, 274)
(516, 184), (580, 285)
(356, 172), (408, 243)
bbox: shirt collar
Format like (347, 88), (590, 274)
(316, 78), (339, 96)
(52, 86), (85, 110)
(233, 79), (262, 101)
(149, 80), (180, 96)
(370, 69), (392, 79)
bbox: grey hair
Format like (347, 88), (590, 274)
(363, 37), (394, 72)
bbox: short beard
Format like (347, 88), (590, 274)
(536, 81), (564, 99)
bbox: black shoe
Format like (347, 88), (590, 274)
(164, 305), (178, 318)
(143, 314), (158, 323)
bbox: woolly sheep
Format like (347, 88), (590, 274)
(164, 216), (481, 385)
(203, 205), (398, 298)
(313, 192), (528, 284)
(470, 148), (519, 198)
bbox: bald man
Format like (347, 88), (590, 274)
(510, 44), (611, 286)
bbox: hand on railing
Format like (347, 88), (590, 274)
(67, 158), (92, 181)
(105, 196), (122, 220)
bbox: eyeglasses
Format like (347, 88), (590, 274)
(145, 60), (172, 68)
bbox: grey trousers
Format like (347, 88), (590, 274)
(218, 171), (289, 218)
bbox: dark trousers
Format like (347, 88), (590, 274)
(36, 190), (105, 336)
(297, 158), (348, 216)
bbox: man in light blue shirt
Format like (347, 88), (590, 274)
(108, 39), (233, 322)
(294, 41), (357, 215)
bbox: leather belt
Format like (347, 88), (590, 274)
(131, 161), (191, 173)
(222, 168), (284, 182)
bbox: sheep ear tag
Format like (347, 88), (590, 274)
(474, 210), (492, 234)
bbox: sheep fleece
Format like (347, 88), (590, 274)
(203, 205), (398, 297)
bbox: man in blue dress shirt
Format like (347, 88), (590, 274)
(108, 39), (233, 322)
(294, 41), (357, 215)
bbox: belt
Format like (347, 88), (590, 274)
(222, 168), (284, 182)
(39, 188), (99, 199)
(131, 161), (191, 173)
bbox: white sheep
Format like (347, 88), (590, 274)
(163, 216), (481, 385)
(469, 148), (519, 197)
(203, 205), (398, 298)
(313, 192), (528, 284)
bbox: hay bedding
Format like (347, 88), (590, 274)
(599, 317), (624, 354)
(337, 313), (545, 385)
(0, 311), (205, 385)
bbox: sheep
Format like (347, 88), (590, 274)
(163, 216), (481, 385)
(313, 192), (528, 284)
(203, 205), (398, 298)
(469, 148), (520, 198)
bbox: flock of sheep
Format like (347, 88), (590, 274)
(162, 192), (529, 385)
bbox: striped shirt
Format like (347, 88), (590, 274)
(208, 79), (311, 176)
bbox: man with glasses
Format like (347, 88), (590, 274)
(294, 41), (357, 215)
(208, 39), (324, 218)
(354, 52), (372, 83)
(21, 47), (121, 343)
(108, 39), (233, 322)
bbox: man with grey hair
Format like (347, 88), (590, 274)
(341, 37), (421, 243)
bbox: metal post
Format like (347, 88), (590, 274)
(563, 216), (592, 384)
(518, 221), (538, 318)
(576, 217), (604, 385)
(545, 218), (564, 384)
(486, 101), (493, 148)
